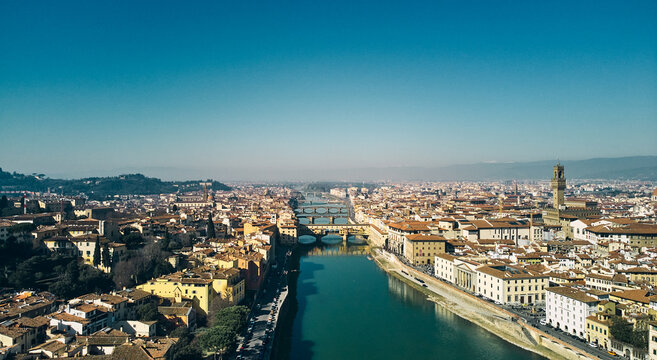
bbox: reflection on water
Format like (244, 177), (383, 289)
(387, 274), (432, 306)
(297, 217), (348, 225)
(320, 235), (341, 245)
(278, 246), (545, 360)
(305, 244), (371, 256)
(298, 235), (317, 244)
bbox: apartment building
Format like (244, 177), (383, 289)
(137, 267), (244, 316)
(476, 265), (548, 306)
(403, 234), (447, 265)
(546, 286), (600, 339)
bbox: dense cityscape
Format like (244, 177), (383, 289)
(2, 1), (656, 359)
(0, 164), (654, 359)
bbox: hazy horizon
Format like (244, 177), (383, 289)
(2, 154), (655, 182)
(2, 1), (656, 178)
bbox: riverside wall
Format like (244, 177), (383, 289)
(371, 248), (598, 360)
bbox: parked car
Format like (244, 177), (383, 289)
(539, 318), (548, 326)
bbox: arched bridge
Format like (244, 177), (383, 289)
(299, 206), (348, 214)
(302, 223), (369, 241)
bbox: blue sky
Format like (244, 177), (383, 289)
(1, 0), (656, 180)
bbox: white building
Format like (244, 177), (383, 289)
(545, 286), (600, 339)
(650, 322), (657, 360)
(329, 188), (347, 198)
(475, 265), (548, 306)
(434, 253), (456, 283)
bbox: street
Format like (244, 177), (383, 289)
(234, 248), (291, 360)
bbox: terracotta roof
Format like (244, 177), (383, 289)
(405, 234), (447, 241)
(547, 286), (599, 303)
(610, 289), (656, 304)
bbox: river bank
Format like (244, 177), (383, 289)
(370, 247), (598, 360)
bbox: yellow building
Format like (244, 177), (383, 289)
(516, 254), (542, 265)
(137, 266), (244, 316)
(586, 313), (611, 350)
(403, 234), (447, 265)
(609, 289), (655, 314)
(244, 221), (275, 237)
(70, 236), (101, 266)
(206, 253), (239, 269)
(620, 268), (657, 286)
(278, 222), (298, 245)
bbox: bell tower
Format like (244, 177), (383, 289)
(550, 164), (565, 209)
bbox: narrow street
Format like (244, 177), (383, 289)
(235, 247), (291, 360)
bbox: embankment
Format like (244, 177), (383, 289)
(371, 248), (597, 360)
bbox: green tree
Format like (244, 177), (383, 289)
(206, 212), (216, 239)
(101, 243), (111, 268)
(137, 302), (159, 322)
(122, 232), (144, 249)
(171, 344), (202, 360)
(215, 306), (249, 332)
(93, 237), (101, 267)
(610, 315), (647, 348)
(0, 195), (7, 209)
(168, 327), (202, 360)
(8, 223), (36, 234)
(199, 325), (236, 356)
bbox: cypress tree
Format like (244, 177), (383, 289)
(207, 212), (216, 239)
(101, 243), (111, 268)
(93, 236), (101, 267)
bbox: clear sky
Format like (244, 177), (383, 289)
(1, 0), (656, 180)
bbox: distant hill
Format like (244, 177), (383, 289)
(429, 156), (657, 181)
(255, 156), (657, 181)
(0, 169), (231, 199)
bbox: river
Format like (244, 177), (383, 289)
(273, 244), (545, 360)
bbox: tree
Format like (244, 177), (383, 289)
(122, 232), (144, 249)
(137, 302), (159, 322)
(171, 344), (202, 360)
(93, 237), (101, 267)
(8, 223), (36, 234)
(0, 195), (7, 209)
(206, 212), (215, 239)
(207, 296), (231, 327)
(610, 315), (647, 348)
(101, 243), (111, 268)
(167, 326), (202, 360)
(159, 235), (170, 252)
(199, 325), (236, 356)
(214, 306), (249, 332)
(111, 242), (173, 289)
